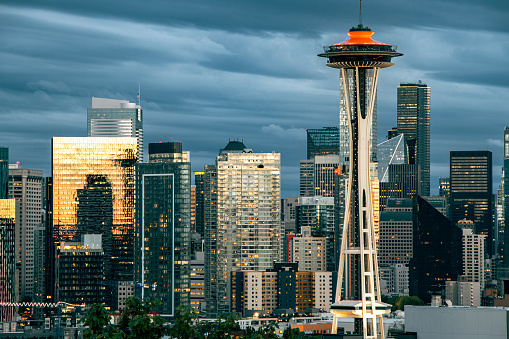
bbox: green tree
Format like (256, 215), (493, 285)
(387, 296), (425, 311)
(83, 303), (111, 339)
(83, 297), (167, 339)
(166, 306), (202, 339)
(118, 297), (167, 339)
(282, 326), (307, 339)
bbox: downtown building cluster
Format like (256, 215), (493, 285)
(0, 82), (509, 335)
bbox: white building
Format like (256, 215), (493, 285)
(214, 141), (281, 313)
(445, 280), (481, 306)
(462, 228), (485, 288)
(8, 164), (43, 300)
(291, 227), (327, 272)
(405, 305), (509, 338)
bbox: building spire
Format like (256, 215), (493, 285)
(359, 0), (362, 26)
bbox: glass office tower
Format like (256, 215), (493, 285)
(135, 142), (191, 315)
(52, 137), (138, 289)
(307, 127), (340, 159)
(397, 82), (430, 196)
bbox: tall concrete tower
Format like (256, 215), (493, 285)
(318, 14), (402, 339)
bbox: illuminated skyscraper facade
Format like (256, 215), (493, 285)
(0, 199), (18, 321)
(319, 22), (401, 337)
(135, 142), (191, 315)
(397, 82), (430, 196)
(205, 141), (281, 314)
(377, 134), (407, 183)
(52, 137), (138, 301)
(450, 151), (494, 256)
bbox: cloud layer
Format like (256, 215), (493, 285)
(1, 1), (508, 196)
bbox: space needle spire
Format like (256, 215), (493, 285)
(318, 2), (402, 338)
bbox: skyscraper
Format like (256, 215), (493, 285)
(204, 140), (281, 314)
(194, 172), (205, 237)
(306, 127), (340, 159)
(0, 147), (8, 199)
(409, 196), (462, 304)
(0, 199), (18, 321)
(8, 164), (43, 301)
(503, 127), (509, 264)
(318, 20), (402, 337)
(377, 134), (407, 183)
(450, 151), (494, 256)
(397, 82), (430, 196)
(135, 142), (191, 314)
(87, 97), (143, 161)
(52, 137), (138, 305)
(299, 155), (340, 197)
(379, 164), (421, 212)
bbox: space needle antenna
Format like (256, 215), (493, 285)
(359, 0), (363, 26)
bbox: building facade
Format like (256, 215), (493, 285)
(450, 151), (493, 256)
(52, 137), (138, 307)
(206, 141), (281, 314)
(397, 82), (430, 196)
(87, 97), (143, 161)
(134, 142), (191, 314)
(306, 127), (340, 159)
(8, 164), (43, 301)
(0, 199), (18, 321)
(0, 147), (7, 199)
(409, 196), (462, 304)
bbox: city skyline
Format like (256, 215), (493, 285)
(1, 1), (508, 197)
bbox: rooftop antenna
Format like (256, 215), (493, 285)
(359, 0), (362, 27)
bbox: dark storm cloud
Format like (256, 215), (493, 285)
(0, 1), (508, 197)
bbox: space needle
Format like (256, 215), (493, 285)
(318, 2), (402, 338)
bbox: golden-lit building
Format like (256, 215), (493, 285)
(0, 199), (18, 321)
(52, 137), (138, 289)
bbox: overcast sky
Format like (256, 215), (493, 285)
(1, 0), (508, 197)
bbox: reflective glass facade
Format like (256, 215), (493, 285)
(397, 83), (430, 196)
(306, 127), (340, 159)
(52, 137), (138, 285)
(135, 142), (191, 315)
(377, 134), (407, 183)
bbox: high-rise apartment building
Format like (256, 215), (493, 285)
(194, 172), (205, 237)
(0, 199), (18, 321)
(450, 151), (494, 256)
(462, 228), (485, 289)
(57, 234), (107, 305)
(8, 164), (43, 301)
(203, 164), (218, 315)
(397, 82), (430, 196)
(291, 227), (327, 272)
(134, 142), (191, 314)
(52, 137), (138, 307)
(295, 196), (335, 271)
(306, 127), (340, 159)
(204, 140), (280, 314)
(87, 97), (143, 161)
(503, 127), (509, 264)
(0, 147), (8, 199)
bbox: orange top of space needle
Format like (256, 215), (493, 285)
(333, 28), (390, 46)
